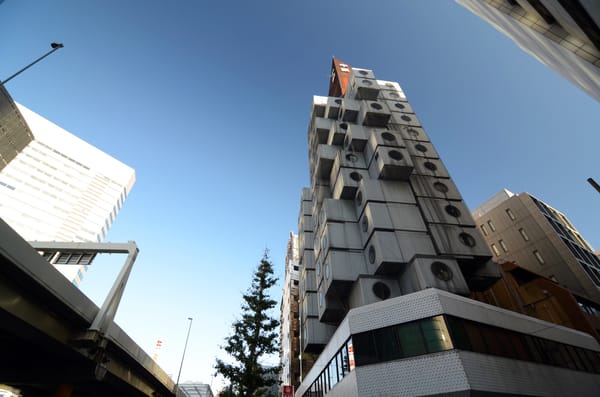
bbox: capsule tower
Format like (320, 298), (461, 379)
(297, 58), (500, 375)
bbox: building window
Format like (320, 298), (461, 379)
(480, 224), (489, 236)
(491, 243), (500, 256)
(506, 208), (516, 220)
(294, 265), (299, 271)
(519, 228), (530, 241)
(533, 250), (545, 265)
(499, 240), (509, 252)
(487, 220), (496, 232)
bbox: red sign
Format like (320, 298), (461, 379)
(282, 385), (294, 397)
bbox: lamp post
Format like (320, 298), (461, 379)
(1, 42), (64, 85)
(176, 317), (193, 391)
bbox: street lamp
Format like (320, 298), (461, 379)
(1, 42), (64, 85)
(176, 317), (193, 389)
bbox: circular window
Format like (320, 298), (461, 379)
(431, 262), (453, 281)
(424, 161), (438, 171)
(406, 128), (419, 138)
(361, 216), (369, 233)
(339, 122), (348, 130)
(372, 282), (391, 300)
(381, 132), (396, 142)
(415, 144), (428, 153)
(368, 246), (376, 264)
(389, 92), (400, 98)
(334, 99), (342, 104)
(445, 204), (461, 218)
(362, 79), (373, 86)
(433, 182), (449, 193)
(346, 153), (358, 162)
(401, 115), (412, 122)
(321, 235), (328, 251)
(350, 172), (362, 182)
(319, 291), (324, 307)
(359, 70), (369, 76)
(316, 261), (321, 277)
(388, 150), (403, 161)
(370, 102), (383, 110)
(324, 262), (330, 280)
(459, 232), (477, 247)
(319, 208), (325, 224)
(394, 102), (405, 109)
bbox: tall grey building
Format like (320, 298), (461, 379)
(457, 0), (600, 102)
(292, 59), (600, 396)
(472, 189), (600, 302)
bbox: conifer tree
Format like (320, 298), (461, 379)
(215, 252), (279, 397)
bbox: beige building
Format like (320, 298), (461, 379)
(472, 189), (600, 302)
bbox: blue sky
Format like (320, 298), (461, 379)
(2, 0), (599, 391)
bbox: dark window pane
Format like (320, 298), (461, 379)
(445, 316), (471, 350)
(509, 333), (532, 362)
(341, 343), (349, 375)
(421, 316), (453, 353)
(353, 332), (377, 366)
(463, 321), (488, 354)
(374, 326), (402, 362)
(398, 322), (427, 357)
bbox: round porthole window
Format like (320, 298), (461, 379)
(406, 128), (419, 138)
(334, 99), (342, 105)
(431, 261), (453, 281)
(346, 153), (358, 162)
(415, 144), (428, 153)
(361, 216), (369, 233)
(445, 204), (461, 218)
(424, 161), (438, 171)
(368, 246), (376, 264)
(401, 115), (412, 122)
(459, 232), (477, 247)
(362, 79), (373, 86)
(389, 92), (400, 98)
(356, 191), (363, 207)
(388, 150), (403, 161)
(324, 263), (330, 280)
(319, 291), (324, 307)
(359, 70), (369, 76)
(370, 102), (383, 110)
(433, 181), (449, 193)
(339, 122), (348, 130)
(316, 261), (321, 277)
(381, 132), (396, 142)
(350, 172), (362, 182)
(394, 102), (405, 110)
(321, 235), (328, 251)
(372, 282), (391, 300)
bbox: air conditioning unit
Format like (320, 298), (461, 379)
(428, 224), (493, 258)
(331, 168), (369, 200)
(347, 276), (402, 309)
(391, 112), (422, 127)
(367, 146), (414, 180)
(348, 75), (380, 100)
(302, 317), (336, 353)
(359, 100), (391, 127)
(409, 175), (463, 201)
(311, 117), (334, 145)
(363, 231), (405, 274)
(416, 197), (476, 227)
(328, 121), (348, 146)
(398, 256), (470, 295)
(364, 129), (405, 165)
(340, 98), (360, 122)
(325, 97), (343, 119)
(406, 141), (439, 159)
(411, 157), (450, 177)
(379, 90), (405, 101)
(344, 124), (369, 152)
(314, 144), (338, 179)
(386, 100), (414, 114)
(311, 96), (327, 119)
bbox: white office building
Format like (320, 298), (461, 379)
(0, 88), (135, 285)
(457, 0), (600, 102)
